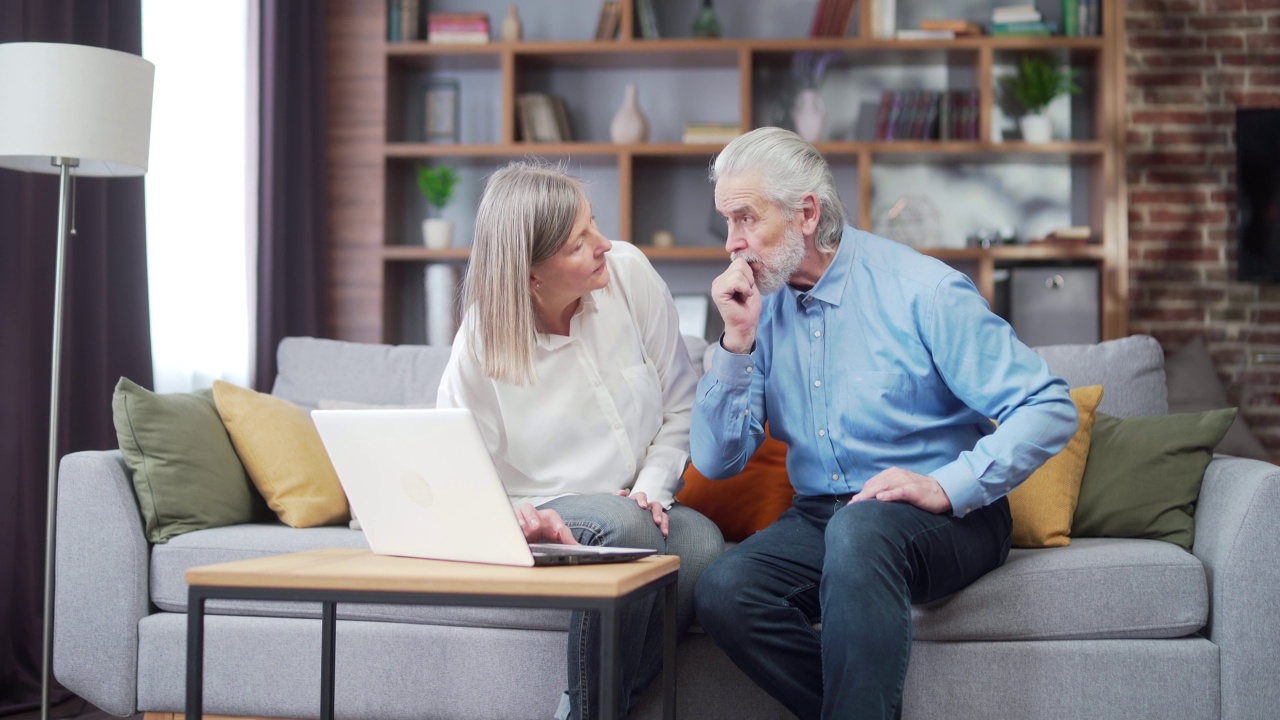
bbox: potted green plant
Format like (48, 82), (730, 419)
(1003, 53), (1081, 143)
(416, 164), (460, 249)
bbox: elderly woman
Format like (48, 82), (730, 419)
(436, 161), (724, 720)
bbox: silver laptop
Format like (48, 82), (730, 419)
(311, 407), (656, 567)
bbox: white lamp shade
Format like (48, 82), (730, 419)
(0, 42), (154, 177)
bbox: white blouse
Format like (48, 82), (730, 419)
(436, 241), (699, 509)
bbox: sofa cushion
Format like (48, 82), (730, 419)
(1034, 334), (1167, 419)
(1165, 336), (1269, 460)
(271, 337), (452, 410)
(150, 524), (570, 632)
(912, 537), (1207, 641)
(1073, 408), (1238, 551)
(1007, 385), (1104, 548)
(677, 423), (793, 542)
(112, 378), (262, 543)
(213, 380), (350, 528)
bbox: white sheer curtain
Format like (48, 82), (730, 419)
(142, 0), (256, 393)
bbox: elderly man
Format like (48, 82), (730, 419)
(690, 127), (1077, 720)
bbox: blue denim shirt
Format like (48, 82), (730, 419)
(690, 227), (1077, 517)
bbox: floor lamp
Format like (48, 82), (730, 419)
(0, 42), (154, 720)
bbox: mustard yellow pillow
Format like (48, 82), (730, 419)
(1007, 385), (1104, 548)
(211, 380), (349, 528)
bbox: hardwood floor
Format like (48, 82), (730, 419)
(0, 698), (141, 720)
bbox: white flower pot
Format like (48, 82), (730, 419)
(422, 218), (454, 249)
(1019, 113), (1053, 143)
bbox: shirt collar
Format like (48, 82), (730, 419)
(789, 225), (855, 307)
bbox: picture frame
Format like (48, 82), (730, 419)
(421, 78), (460, 143)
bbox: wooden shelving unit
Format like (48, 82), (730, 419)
(326, 0), (1127, 345)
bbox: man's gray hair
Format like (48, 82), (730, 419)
(463, 160), (584, 385)
(710, 127), (847, 253)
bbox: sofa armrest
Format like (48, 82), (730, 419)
(1193, 455), (1280, 720)
(54, 450), (150, 717)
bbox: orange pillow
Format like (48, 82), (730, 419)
(677, 424), (793, 542)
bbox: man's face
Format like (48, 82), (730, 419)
(714, 174), (806, 295)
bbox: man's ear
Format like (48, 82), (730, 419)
(799, 192), (821, 235)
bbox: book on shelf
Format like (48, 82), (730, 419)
(594, 0), (622, 40)
(990, 20), (1056, 35)
(875, 89), (978, 141)
(991, 4), (1042, 23)
(896, 29), (957, 40)
(682, 122), (741, 144)
(517, 93), (571, 143)
(919, 18), (985, 35)
(428, 12), (490, 44)
(387, 0), (423, 41)
(635, 0), (660, 39)
(809, 0), (858, 38)
(1045, 226), (1094, 244)
(867, 0), (897, 38)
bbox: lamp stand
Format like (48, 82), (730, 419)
(42, 156), (78, 720)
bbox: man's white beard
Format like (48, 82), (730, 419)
(732, 224), (807, 295)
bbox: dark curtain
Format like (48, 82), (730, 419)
(0, 1), (152, 714)
(255, 0), (329, 390)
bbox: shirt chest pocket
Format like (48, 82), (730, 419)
(831, 371), (916, 442)
(604, 361), (663, 445)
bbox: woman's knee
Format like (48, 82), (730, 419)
(577, 495), (665, 549)
(665, 506), (724, 577)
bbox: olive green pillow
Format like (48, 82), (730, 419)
(1071, 407), (1237, 551)
(112, 377), (259, 543)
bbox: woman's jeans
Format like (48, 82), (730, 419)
(693, 494), (1012, 720)
(540, 494), (724, 720)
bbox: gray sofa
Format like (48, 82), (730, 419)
(54, 334), (1280, 720)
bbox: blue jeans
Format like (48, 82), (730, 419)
(693, 494), (1012, 720)
(539, 494), (725, 720)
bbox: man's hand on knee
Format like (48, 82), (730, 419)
(847, 467), (953, 515)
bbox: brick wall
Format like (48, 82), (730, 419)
(1125, 0), (1280, 455)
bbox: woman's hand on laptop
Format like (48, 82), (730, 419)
(614, 489), (669, 538)
(514, 503), (579, 545)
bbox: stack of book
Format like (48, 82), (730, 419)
(516, 93), (572, 143)
(874, 89), (980, 141)
(989, 4), (1056, 35)
(428, 12), (490, 44)
(682, 122), (740, 145)
(896, 18), (984, 39)
(809, 0), (858, 37)
(635, 0), (660, 39)
(1059, 0), (1100, 36)
(386, 0), (422, 42)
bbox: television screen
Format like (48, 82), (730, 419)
(1237, 108), (1280, 282)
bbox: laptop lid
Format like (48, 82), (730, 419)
(311, 408), (654, 567)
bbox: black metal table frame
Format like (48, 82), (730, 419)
(185, 573), (678, 720)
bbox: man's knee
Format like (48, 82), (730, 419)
(692, 553), (745, 629)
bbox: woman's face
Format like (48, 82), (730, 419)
(532, 199), (612, 300)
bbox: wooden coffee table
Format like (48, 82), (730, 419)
(184, 548), (679, 720)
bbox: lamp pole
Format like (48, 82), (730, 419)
(42, 155), (78, 720)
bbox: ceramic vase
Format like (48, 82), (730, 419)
(792, 88), (826, 143)
(692, 0), (722, 38)
(1019, 113), (1052, 143)
(610, 83), (649, 144)
(422, 218), (454, 249)
(500, 4), (522, 41)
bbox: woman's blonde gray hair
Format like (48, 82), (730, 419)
(463, 160), (584, 385)
(710, 127), (847, 253)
